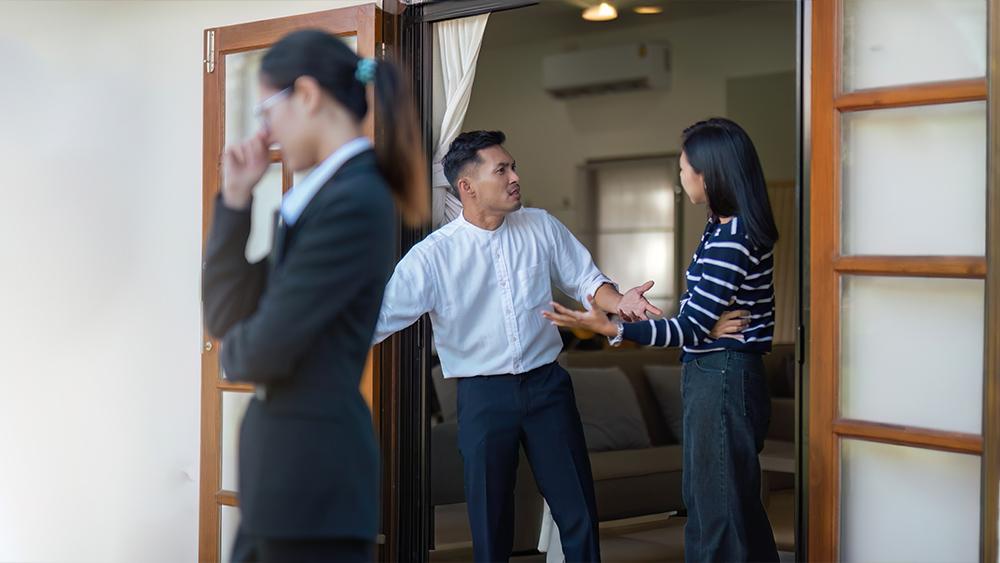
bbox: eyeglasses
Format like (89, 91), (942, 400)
(252, 87), (291, 125)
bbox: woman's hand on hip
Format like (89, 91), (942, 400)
(710, 309), (751, 341)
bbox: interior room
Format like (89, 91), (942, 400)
(424, 2), (798, 561)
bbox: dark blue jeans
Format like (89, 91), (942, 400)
(682, 350), (779, 563)
(457, 362), (601, 563)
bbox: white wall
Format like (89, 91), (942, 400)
(0, 1), (374, 561)
(462, 2), (796, 258)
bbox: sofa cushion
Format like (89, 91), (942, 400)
(644, 365), (685, 444)
(559, 348), (681, 446)
(566, 366), (652, 452)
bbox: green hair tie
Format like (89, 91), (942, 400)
(355, 58), (377, 85)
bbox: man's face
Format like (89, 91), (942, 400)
(459, 145), (522, 215)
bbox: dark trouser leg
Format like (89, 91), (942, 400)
(682, 352), (778, 563)
(520, 363), (601, 563)
(257, 538), (373, 562)
(457, 375), (523, 563)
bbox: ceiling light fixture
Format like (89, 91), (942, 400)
(582, 2), (618, 22)
(634, 6), (663, 15)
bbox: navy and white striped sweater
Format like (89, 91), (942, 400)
(622, 216), (775, 361)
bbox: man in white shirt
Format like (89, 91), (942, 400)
(372, 131), (662, 563)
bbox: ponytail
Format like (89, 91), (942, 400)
(261, 30), (429, 227)
(369, 57), (429, 227)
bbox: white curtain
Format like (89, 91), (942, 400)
(431, 14), (489, 228)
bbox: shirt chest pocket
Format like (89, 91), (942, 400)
(515, 263), (552, 311)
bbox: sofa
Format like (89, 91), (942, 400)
(429, 342), (796, 553)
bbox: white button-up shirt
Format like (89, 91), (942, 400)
(373, 207), (614, 378)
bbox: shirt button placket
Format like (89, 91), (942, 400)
(494, 239), (522, 373)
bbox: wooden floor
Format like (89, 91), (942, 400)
(431, 517), (686, 563)
(430, 489), (796, 563)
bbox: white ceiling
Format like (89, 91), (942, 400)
(480, 0), (782, 49)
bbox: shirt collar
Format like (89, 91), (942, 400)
(280, 137), (373, 226)
(455, 210), (510, 236)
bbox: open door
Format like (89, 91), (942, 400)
(198, 5), (379, 562)
(807, 0), (995, 560)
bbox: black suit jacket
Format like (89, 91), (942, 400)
(202, 150), (394, 540)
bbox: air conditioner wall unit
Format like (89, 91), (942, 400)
(542, 42), (671, 99)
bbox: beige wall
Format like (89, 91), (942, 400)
(0, 2), (375, 561)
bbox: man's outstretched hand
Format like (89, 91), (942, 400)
(617, 280), (664, 322)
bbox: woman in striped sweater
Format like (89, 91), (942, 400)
(544, 118), (780, 562)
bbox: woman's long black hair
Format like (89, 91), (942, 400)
(682, 117), (779, 248)
(260, 29), (428, 226)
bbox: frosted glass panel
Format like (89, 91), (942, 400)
(593, 158), (677, 313)
(225, 34), (355, 145)
(841, 276), (983, 434)
(222, 391), (253, 492)
(841, 440), (979, 562)
(597, 232), (674, 304)
(595, 161), (676, 230)
(225, 49), (267, 146)
(343, 34), (358, 53)
(842, 102), (986, 256)
(843, 0), (986, 91)
(220, 505), (241, 563)
(245, 163), (284, 263)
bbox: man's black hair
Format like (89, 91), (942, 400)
(441, 130), (507, 189)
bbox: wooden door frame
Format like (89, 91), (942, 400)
(199, 6), (379, 562)
(983, 2), (1000, 561)
(374, 6), (424, 561)
(807, 0), (996, 560)
(373, 8), (403, 563)
(382, 2), (538, 562)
